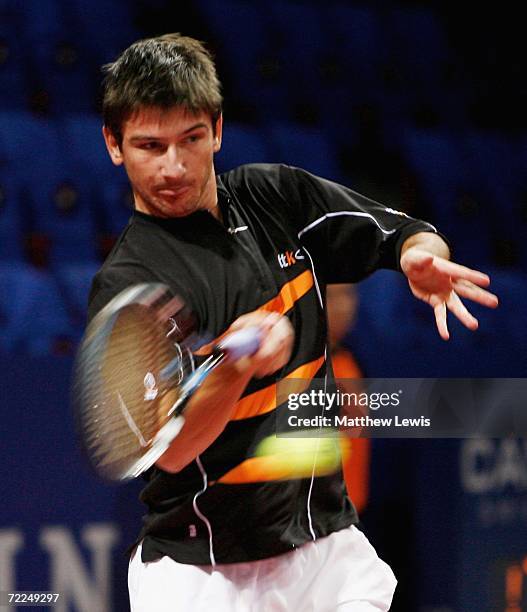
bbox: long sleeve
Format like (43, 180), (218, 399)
(280, 165), (442, 283)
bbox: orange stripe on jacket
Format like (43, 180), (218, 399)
(231, 354), (325, 421)
(218, 352), (370, 488)
(216, 439), (351, 485)
(259, 269), (313, 315)
(196, 269), (314, 356)
(217, 456), (295, 484)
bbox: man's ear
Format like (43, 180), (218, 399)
(213, 114), (223, 153)
(102, 126), (124, 166)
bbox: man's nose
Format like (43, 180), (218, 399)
(161, 146), (185, 179)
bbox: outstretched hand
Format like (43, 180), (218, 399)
(400, 247), (499, 340)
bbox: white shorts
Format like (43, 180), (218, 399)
(128, 526), (397, 611)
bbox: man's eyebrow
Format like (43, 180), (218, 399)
(129, 123), (209, 142)
(181, 122), (209, 134)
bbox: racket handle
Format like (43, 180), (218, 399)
(218, 326), (261, 360)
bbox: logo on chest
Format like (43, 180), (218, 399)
(277, 249), (304, 269)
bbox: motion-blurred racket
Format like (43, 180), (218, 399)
(73, 283), (260, 482)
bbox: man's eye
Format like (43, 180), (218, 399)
(140, 142), (160, 150)
(185, 134), (201, 144)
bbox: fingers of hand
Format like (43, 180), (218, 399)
(228, 309), (294, 376)
(447, 292), (478, 330)
(229, 310), (281, 332)
(253, 316), (294, 377)
(452, 279), (499, 308)
(434, 290), (481, 340)
(407, 258), (497, 340)
(433, 302), (449, 341)
(403, 247), (493, 290)
(431, 258), (491, 287)
(256, 316), (294, 362)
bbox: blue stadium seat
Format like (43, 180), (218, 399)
(515, 138), (527, 265)
(267, 121), (342, 182)
(386, 7), (450, 94)
(401, 127), (494, 265)
(2, 114), (98, 263)
(346, 270), (430, 376)
(464, 268), (527, 376)
(195, 0), (290, 120)
(461, 132), (521, 264)
(26, 41), (96, 114)
(0, 113), (36, 261)
(0, 262), (73, 355)
(97, 168), (134, 237)
(383, 8), (469, 125)
(453, 132), (524, 266)
(18, 0), (97, 114)
(402, 127), (462, 189)
(0, 112), (61, 186)
(63, 0), (141, 65)
(54, 262), (99, 328)
(325, 5), (385, 99)
(16, 0), (65, 41)
(215, 122), (271, 174)
(59, 113), (131, 246)
(0, 176), (26, 262)
(0, 112), (46, 171)
(59, 113), (114, 180)
(26, 175), (99, 265)
(266, 1), (328, 100)
(0, 16), (30, 109)
(321, 6), (393, 144)
(463, 132), (517, 222)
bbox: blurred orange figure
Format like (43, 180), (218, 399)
(326, 284), (370, 514)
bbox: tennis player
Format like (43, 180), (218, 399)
(89, 34), (498, 611)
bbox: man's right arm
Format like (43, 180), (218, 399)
(155, 310), (294, 473)
(88, 269), (295, 475)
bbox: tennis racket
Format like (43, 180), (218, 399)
(73, 283), (260, 482)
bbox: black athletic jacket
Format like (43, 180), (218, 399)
(88, 163), (438, 565)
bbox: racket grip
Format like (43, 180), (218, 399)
(219, 326), (261, 360)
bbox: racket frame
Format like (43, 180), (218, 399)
(74, 283), (260, 482)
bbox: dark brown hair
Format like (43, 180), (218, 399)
(102, 33), (223, 145)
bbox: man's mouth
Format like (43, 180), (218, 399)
(157, 185), (191, 197)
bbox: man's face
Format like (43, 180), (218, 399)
(103, 106), (223, 218)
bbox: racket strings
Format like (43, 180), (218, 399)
(79, 304), (178, 476)
(75, 283), (201, 480)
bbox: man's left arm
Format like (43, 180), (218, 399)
(400, 232), (499, 340)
